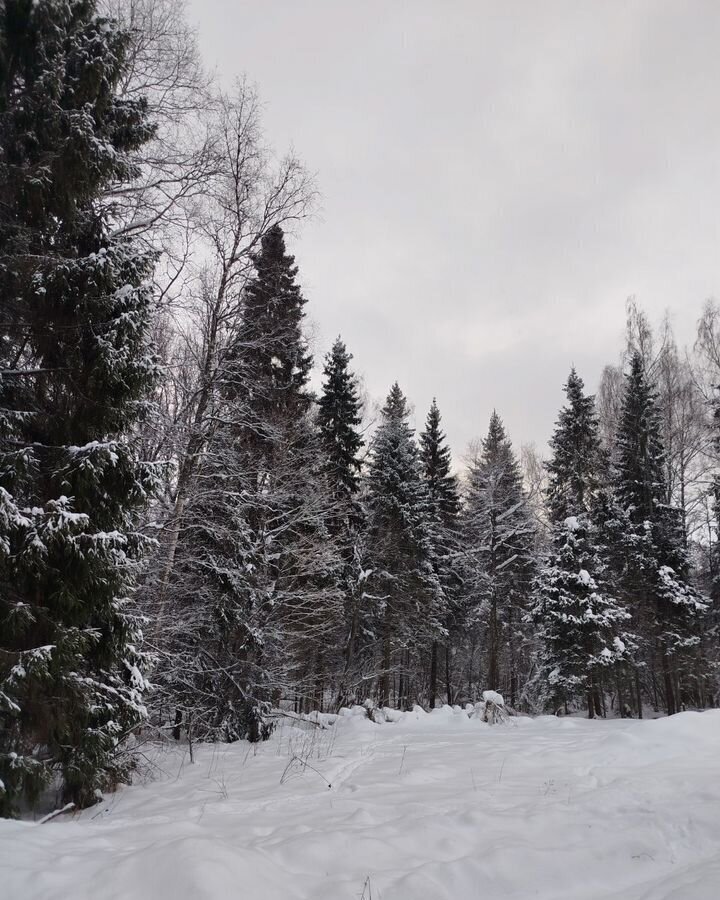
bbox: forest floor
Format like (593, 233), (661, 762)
(2, 706), (720, 900)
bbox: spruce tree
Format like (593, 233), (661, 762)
(615, 353), (668, 518)
(531, 369), (634, 716)
(612, 352), (707, 714)
(419, 399), (459, 707)
(420, 399), (460, 528)
(0, 0), (157, 814)
(317, 337), (365, 702)
(317, 337), (364, 514)
(240, 223), (312, 439)
(237, 225), (342, 716)
(530, 516), (634, 716)
(462, 412), (534, 706)
(365, 384), (443, 708)
(165, 411), (340, 741)
(546, 368), (605, 522)
(159, 225), (343, 738)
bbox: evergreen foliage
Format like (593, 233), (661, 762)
(419, 399), (459, 707)
(611, 353), (707, 714)
(0, 0), (157, 815)
(1, 5), (717, 827)
(240, 223), (313, 436)
(317, 337), (366, 701)
(462, 412), (535, 705)
(546, 368), (605, 523)
(364, 384), (444, 708)
(158, 225), (343, 741)
(530, 515), (634, 715)
(531, 369), (634, 716)
(419, 399), (460, 529)
(317, 337), (364, 515)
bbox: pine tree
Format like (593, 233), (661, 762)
(531, 370), (634, 716)
(159, 225), (343, 739)
(420, 399), (460, 528)
(462, 412), (534, 706)
(530, 516), (634, 716)
(365, 384), (443, 708)
(615, 353), (668, 520)
(546, 368), (605, 522)
(160, 435), (270, 744)
(164, 412), (341, 742)
(317, 337), (364, 516)
(419, 399), (459, 707)
(0, 0), (157, 815)
(237, 225), (342, 716)
(612, 352), (708, 715)
(240, 223), (313, 440)
(317, 337), (366, 702)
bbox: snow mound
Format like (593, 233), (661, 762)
(482, 689), (505, 706)
(3, 710), (720, 900)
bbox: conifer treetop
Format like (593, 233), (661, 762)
(317, 335), (364, 501)
(615, 351), (667, 520)
(419, 398), (459, 526)
(241, 223), (313, 419)
(546, 367), (604, 523)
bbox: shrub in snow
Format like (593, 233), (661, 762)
(469, 691), (510, 725)
(482, 690), (505, 706)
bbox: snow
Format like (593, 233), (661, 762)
(3, 709), (720, 899)
(481, 689), (505, 706)
(578, 568), (592, 584)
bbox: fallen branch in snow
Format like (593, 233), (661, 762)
(37, 803), (75, 825)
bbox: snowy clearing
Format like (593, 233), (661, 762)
(3, 708), (720, 900)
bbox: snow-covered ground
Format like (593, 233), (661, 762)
(3, 707), (720, 900)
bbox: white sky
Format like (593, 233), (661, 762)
(188, 0), (720, 461)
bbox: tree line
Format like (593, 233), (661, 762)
(1, 0), (719, 817)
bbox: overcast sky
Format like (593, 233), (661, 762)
(188, 0), (720, 462)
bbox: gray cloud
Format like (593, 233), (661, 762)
(189, 0), (720, 459)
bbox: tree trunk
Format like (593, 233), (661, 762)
(429, 640), (438, 709)
(587, 688), (595, 719)
(662, 650), (676, 715)
(445, 644), (454, 705)
(616, 674), (626, 717)
(651, 664), (659, 712)
(488, 598), (499, 690)
(508, 603), (517, 707)
(379, 630), (391, 708)
(405, 649), (412, 709)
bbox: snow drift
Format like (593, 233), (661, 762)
(2, 707), (720, 900)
